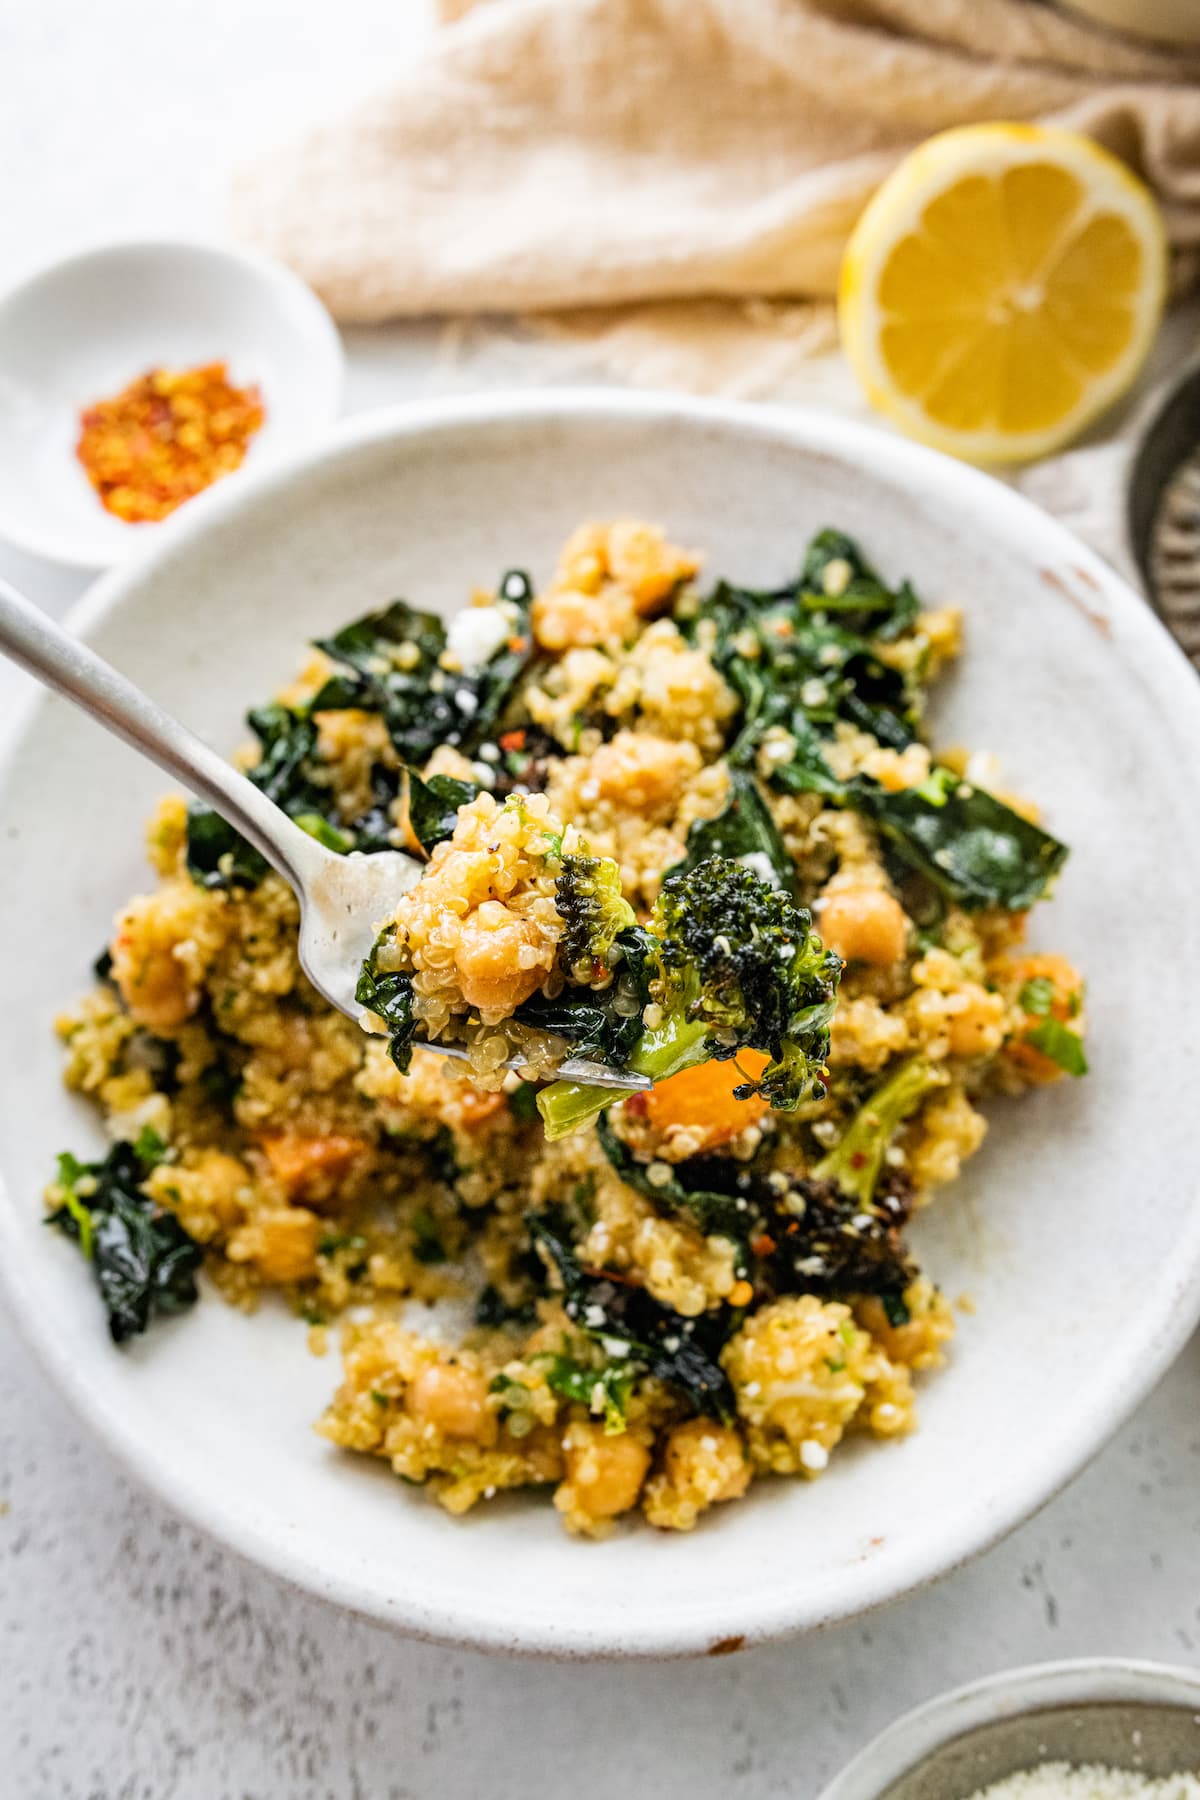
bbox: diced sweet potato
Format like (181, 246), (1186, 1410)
(642, 1052), (769, 1148)
(258, 1132), (369, 1204)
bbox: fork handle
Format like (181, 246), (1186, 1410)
(0, 577), (325, 892)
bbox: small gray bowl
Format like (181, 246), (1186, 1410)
(819, 1660), (1200, 1800)
(1127, 357), (1200, 667)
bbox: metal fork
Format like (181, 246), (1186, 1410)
(0, 579), (650, 1092)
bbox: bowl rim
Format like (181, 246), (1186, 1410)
(816, 1657), (1200, 1800)
(3, 387), (1200, 1657)
(0, 234), (345, 570)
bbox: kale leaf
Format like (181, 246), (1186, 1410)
(691, 579), (920, 769)
(185, 703), (326, 890)
(185, 572), (527, 891)
(47, 1138), (203, 1343)
(313, 571), (534, 763)
(184, 804), (270, 890)
(511, 925), (655, 1067)
(595, 1114), (750, 1243)
(393, 767), (479, 857)
(680, 527), (1068, 912)
(798, 529), (921, 641)
(355, 931), (417, 1072)
(668, 768), (793, 890)
(537, 1351), (636, 1433)
(187, 739), (476, 892)
(858, 770), (1069, 911)
(528, 1212), (737, 1420)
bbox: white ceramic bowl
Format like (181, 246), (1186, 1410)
(0, 239), (343, 568)
(2, 391), (1199, 1659)
(819, 1658), (1200, 1800)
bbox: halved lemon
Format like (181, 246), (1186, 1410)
(839, 124), (1167, 463)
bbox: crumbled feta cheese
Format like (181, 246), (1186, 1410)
(800, 1439), (829, 1472)
(446, 603), (511, 671)
(737, 851), (781, 888)
(821, 557), (852, 598)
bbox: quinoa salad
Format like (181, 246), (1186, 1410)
(50, 520), (1087, 1538)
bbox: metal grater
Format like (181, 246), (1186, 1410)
(1129, 361), (1200, 671)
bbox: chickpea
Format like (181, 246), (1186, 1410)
(819, 888), (908, 966)
(185, 1151), (250, 1234)
(109, 885), (220, 1032)
(406, 1363), (496, 1443)
(111, 930), (195, 1032)
(560, 1419), (651, 1521)
(662, 1419), (750, 1503)
(453, 905), (550, 1015)
(234, 1206), (320, 1284)
(531, 587), (635, 653)
(945, 984), (1007, 1058)
(606, 521), (698, 613)
(589, 732), (697, 813)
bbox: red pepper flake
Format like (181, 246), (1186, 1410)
(507, 636), (529, 653)
(623, 1091), (649, 1118)
(498, 729), (527, 752)
(750, 1233), (776, 1257)
(76, 361), (265, 524)
(849, 1150), (868, 1169)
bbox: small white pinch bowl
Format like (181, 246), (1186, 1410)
(1, 391), (1200, 1658)
(817, 1658), (1200, 1800)
(0, 239), (343, 568)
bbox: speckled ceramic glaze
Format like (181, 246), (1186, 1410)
(819, 1658), (1200, 1800)
(1, 392), (1198, 1659)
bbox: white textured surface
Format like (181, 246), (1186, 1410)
(2, 3), (1199, 1795)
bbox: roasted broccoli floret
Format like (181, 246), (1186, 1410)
(555, 853), (637, 983)
(538, 857), (842, 1139)
(811, 1054), (947, 1207)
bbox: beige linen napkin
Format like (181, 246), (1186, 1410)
(231, 0), (1200, 391)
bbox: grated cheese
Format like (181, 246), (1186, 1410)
(964, 1763), (1200, 1800)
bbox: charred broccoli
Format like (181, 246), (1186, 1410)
(537, 857), (842, 1139)
(554, 853), (637, 983)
